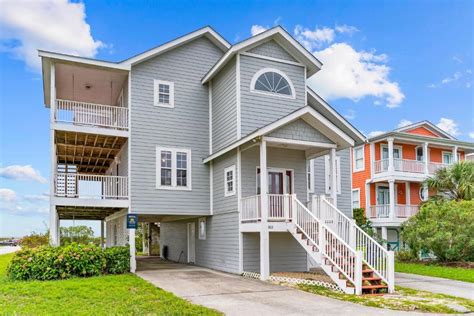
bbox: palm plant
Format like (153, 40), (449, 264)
(425, 161), (474, 201)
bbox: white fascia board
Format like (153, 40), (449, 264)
(38, 51), (130, 71)
(203, 106), (354, 163)
(395, 121), (456, 140)
(307, 87), (366, 143)
(122, 27), (230, 66)
(263, 136), (337, 149)
(202, 26), (322, 84)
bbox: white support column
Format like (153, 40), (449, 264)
(148, 224), (152, 256)
(330, 148), (337, 206)
(365, 181), (371, 218)
(49, 206), (59, 246)
(423, 142), (429, 175)
(129, 228), (136, 273)
(388, 180), (395, 220)
(387, 251), (395, 293)
(381, 226), (388, 244)
(57, 216), (60, 246)
(405, 182), (411, 206)
(369, 143), (375, 178)
(100, 220), (105, 248)
(49, 61), (58, 247)
(452, 146), (459, 163)
(387, 137), (394, 173)
(259, 140), (270, 280)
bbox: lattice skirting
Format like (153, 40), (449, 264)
(242, 271), (343, 293)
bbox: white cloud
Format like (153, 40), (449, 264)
(469, 132), (474, 139)
(0, 188), (49, 215)
(294, 25), (335, 50)
(0, 165), (47, 183)
(24, 194), (50, 203)
(397, 119), (413, 128)
(436, 118), (460, 136)
(428, 71), (465, 88)
(308, 43), (404, 108)
(0, 188), (17, 202)
(0, 0), (104, 71)
(250, 25), (268, 36)
(367, 131), (385, 138)
(335, 24), (359, 35)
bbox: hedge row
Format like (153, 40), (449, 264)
(7, 243), (130, 280)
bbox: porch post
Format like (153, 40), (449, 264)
(330, 148), (337, 206)
(388, 180), (395, 220)
(405, 182), (411, 207)
(381, 226), (388, 246)
(423, 142), (429, 175)
(49, 206), (59, 246)
(148, 223), (152, 256)
(369, 143), (375, 178)
(49, 61), (58, 247)
(259, 139), (270, 280)
(365, 181), (371, 218)
(387, 137), (394, 172)
(129, 227), (136, 273)
(100, 220), (105, 248)
(452, 146), (458, 163)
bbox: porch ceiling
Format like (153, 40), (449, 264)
(55, 130), (127, 174)
(57, 205), (124, 220)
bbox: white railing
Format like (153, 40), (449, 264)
(314, 196), (352, 244)
(428, 162), (449, 174)
(312, 196), (394, 292)
(369, 205), (390, 219)
(55, 173), (128, 199)
(395, 204), (419, 218)
(294, 197), (361, 293)
(55, 99), (129, 130)
(373, 159), (389, 173)
(394, 159), (424, 173)
(241, 195), (261, 221)
(268, 194), (293, 220)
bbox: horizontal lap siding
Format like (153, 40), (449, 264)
(247, 40), (297, 62)
(130, 37), (223, 215)
(240, 55), (306, 137)
(268, 119), (332, 143)
(270, 232), (307, 272)
(212, 58), (237, 152)
(243, 232), (260, 272)
(160, 221), (187, 262)
(213, 150), (238, 214)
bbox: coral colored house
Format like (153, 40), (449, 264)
(351, 121), (474, 250)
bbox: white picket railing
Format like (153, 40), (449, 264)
(394, 158), (425, 173)
(312, 196), (394, 292)
(294, 197), (361, 293)
(373, 159), (389, 173)
(268, 194), (293, 220)
(395, 204), (419, 218)
(369, 205), (390, 218)
(241, 195), (261, 221)
(54, 173), (128, 199)
(428, 162), (449, 174)
(55, 99), (129, 130)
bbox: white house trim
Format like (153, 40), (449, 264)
(236, 54), (242, 138)
(250, 67), (296, 100)
(352, 188), (361, 209)
(154, 80), (175, 108)
(240, 51), (305, 67)
(353, 145), (365, 172)
(224, 165), (236, 197)
(263, 136), (336, 149)
(156, 147), (192, 191)
(210, 160), (214, 215)
(209, 80), (213, 154)
(38, 50), (130, 71)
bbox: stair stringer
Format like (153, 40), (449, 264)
(289, 225), (355, 294)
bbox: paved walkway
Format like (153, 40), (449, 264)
(0, 246), (20, 255)
(136, 257), (436, 316)
(396, 272), (474, 300)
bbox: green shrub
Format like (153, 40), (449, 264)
(104, 246), (130, 274)
(19, 232), (49, 248)
(401, 200), (474, 262)
(396, 249), (417, 262)
(60, 226), (96, 245)
(7, 243), (130, 280)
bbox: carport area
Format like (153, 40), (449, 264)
(135, 257), (411, 316)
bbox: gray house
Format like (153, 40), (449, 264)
(40, 26), (393, 294)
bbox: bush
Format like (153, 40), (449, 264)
(60, 226), (96, 245)
(104, 246), (130, 274)
(401, 200), (474, 262)
(19, 232), (49, 248)
(7, 243), (130, 280)
(395, 249), (417, 262)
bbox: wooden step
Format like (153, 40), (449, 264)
(362, 284), (387, 290)
(363, 276), (382, 281)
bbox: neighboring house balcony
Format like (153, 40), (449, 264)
(369, 204), (419, 222)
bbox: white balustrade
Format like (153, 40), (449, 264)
(240, 195), (261, 221)
(55, 99), (129, 130)
(393, 158), (425, 173)
(268, 194), (293, 220)
(55, 173), (128, 199)
(373, 159), (389, 173)
(428, 162), (449, 174)
(395, 204), (419, 218)
(369, 205), (390, 218)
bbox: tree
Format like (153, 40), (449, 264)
(60, 225), (95, 245)
(425, 161), (474, 201)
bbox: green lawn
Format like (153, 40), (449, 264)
(396, 261), (474, 283)
(0, 253), (220, 315)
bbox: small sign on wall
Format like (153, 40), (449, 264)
(127, 214), (138, 229)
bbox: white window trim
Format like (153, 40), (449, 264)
(419, 186), (428, 202)
(156, 146), (192, 190)
(415, 145), (424, 162)
(352, 188), (361, 209)
(154, 80), (175, 108)
(380, 144), (403, 159)
(324, 155), (341, 195)
(441, 151), (460, 164)
(353, 145), (365, 172)
(224, 165), (236, 197)
(307, 159), (315, 193)
(249, 67), (296, 99)
(198, 217), (206, 240)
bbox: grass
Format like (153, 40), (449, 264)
(0, 253), (221, 315)
(396, 261), (474, 283)
(298, 284), (474, 314)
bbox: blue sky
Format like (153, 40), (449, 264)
(0, 0), (473, 237)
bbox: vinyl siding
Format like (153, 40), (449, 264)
(241, 146), (307, 203)
(130, 37), (223, 215)
(106, 215), (127, 247)
(243, 232), (260, 272)
(240, 54), (306, 137)
(160, 213), (240, 273)
(212, 149), (238, 214)
(268, 119), (332, 143)
(247, 40), (297, 62)
(212, 57), (237, 152)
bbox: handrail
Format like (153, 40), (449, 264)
(241, 195), (261, 221)
(54, 173), (128, 199)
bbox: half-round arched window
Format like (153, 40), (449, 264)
(250, 68), (295, 98)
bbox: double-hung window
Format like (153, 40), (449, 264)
(156, 147), (191, 190)
(352, 189), (360, 209)
(224, 165), (236, 197)
(154, 80), (174, 108)
(325, 155), (341, 194)
(353, 146), (365, 172)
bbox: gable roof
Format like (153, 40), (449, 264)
(203, 106), (355, 163)
(201, 26), (323, 84)
(393, 121), (456, 140)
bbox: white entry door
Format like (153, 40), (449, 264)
(187, 223), (196, 263)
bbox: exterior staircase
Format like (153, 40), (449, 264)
(289, 196), (394, 295)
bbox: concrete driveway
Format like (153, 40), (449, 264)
(396, 272), (474, 300)
(136, 257), (435, 316)
(0, 246), (20, 255)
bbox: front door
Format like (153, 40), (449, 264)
(268, 172), (284, 194)
(376, 186), (390, 217)
(187, 223), (195, 263)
